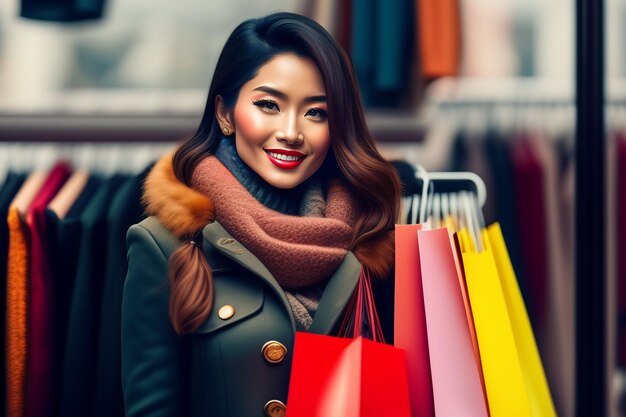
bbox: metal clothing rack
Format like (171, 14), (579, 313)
(0, 111), (426, 143)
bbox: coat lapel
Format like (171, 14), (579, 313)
(202, 221), (361, 335)
(202, 221), (296, 331)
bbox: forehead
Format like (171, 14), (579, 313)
(242, 53), (326, 96)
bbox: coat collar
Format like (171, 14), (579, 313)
(203, 221), (360, 334)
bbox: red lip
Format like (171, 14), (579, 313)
(264, 149), (307, 169)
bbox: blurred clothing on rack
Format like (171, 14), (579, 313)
(20, 0), (107, 21)
(0, 142), (166, 417)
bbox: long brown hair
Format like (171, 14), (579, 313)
(168, 12), (401, 335)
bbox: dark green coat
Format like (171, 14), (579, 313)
(122, 217), (361, 417)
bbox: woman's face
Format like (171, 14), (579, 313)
(218, 53), (331, 189)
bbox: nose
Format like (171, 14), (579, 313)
(276, 112), (303, 145)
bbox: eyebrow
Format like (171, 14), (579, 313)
(252, 86), (327, 104)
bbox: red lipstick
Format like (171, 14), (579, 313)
(265, 149), (307, 169)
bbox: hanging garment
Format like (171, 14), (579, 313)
(20, 0), (106, 21)
(60, 175), (128, 417)
(338, 0), (353, 58)
(509, 136), (548, 331)
(618, 134), (626, 367)
(6, 207), (29, 417)
(24, 163), (71, 417)
(531, 135), (575, 417)
(352, 0), (413, 107)
(416, 0), (461, 78)
(463, 133), (497, 224)
(0, 173), (26, 417)
(45, 175), (102, 417)
(484, 133), (528, 307)
(375, 0), (413, 105)
(6, 171), (47, 417)
(351, 0), (376, 106)
(94, 167), (151, 417)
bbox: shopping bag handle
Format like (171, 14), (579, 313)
(337, 267), (385, 343)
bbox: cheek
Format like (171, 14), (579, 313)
(233, 106), (268, 143)
(311, 126), (331, 153)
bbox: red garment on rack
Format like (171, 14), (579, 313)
(338, 0), (352, 54)
(509, 137), (548, 333)
(24, 163), (71, 417)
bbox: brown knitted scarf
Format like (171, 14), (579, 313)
(191, 156), (357, 289)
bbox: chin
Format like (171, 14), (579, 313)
(265, 179), (303, 190)
(261, 173), (308, 190)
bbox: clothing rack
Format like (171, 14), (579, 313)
(0, 90), (426, 144)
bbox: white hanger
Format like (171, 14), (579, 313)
(441, 192), (450, 223)
(411, 194), (420, 225)
(413, 163), (430, 224)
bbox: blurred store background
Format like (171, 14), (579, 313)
(0, 0), (622, 416)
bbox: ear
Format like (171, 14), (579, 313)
(215, 95), (235, 132)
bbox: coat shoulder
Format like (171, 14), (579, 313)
(129, 216), (181, 260)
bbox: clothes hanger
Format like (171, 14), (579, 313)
(400, 196), (411, 225)
(432, 193), (441, 230)
(413, 163), (430, 224)
(9, 171), (47, 217)
(8, 143), (60, 216)
(47, 169), (89, 220)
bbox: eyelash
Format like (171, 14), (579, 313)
(252, 99), (327, 120)
(306, 108), (328, 119)
(252, 99), (279, 111)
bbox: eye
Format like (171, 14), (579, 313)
(252, 99), (279, 112)
(305, 107), (328, 121)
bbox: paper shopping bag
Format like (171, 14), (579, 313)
(462, 229), (533, 416)
(487, 223), (557, 416)
(394, 224), (435, 417)
(418, 227), (488, 416)
(285, 332), (411, 417)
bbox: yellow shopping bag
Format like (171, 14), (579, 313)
(460, 228), (533, 417)
(487, 223), (557, 417)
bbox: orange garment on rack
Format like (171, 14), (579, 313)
(416, 0), (461, 78)
(6, 207), (29, 417)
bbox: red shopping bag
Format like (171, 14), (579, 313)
(286, 268), (411, 417)
(286, 333), (410, 417)
(394, 224), (435, 417)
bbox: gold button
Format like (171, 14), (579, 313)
(218, 238), (235, 245)
(262, 341), (287, 364)
(218, 305), (235, 320)
(264, 400), (286, 417)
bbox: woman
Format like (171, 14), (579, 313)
(121, 12), (401, 417)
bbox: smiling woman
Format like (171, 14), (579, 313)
(121, 11), (401, 417)
(217, 53), (331, 189)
